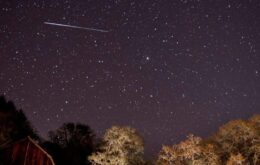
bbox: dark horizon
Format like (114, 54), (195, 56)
(1, 0), (259, 158)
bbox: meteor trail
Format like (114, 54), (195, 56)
(44, 22), (109, 33)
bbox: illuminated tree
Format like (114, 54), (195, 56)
(157, 145), (180, 165)
(157, 134), (220, 165)
(88, 126), (145, 165)
(213, 117), (259, 164)
(248, 115), (260, 165)
(226, 153), (247, 165)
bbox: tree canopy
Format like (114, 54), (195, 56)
(88, 126), (145, 165)
(47, 122), (96, 165)
(0, 96), (38, 147)
(156, 115), (260, 165)
(0, 96), (259, 165)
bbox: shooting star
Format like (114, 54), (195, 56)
(44, 22), (109, 33)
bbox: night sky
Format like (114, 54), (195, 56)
(0, 0), (259, 157)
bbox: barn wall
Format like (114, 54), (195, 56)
(0, 137), (55, 165)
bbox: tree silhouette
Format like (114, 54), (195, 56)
(0, 96), (38, 147)
(47, 122), (95, 165)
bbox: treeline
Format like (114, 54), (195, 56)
(0, 96), (259, 165)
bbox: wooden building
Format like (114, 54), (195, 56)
(0, 136), (55, 165)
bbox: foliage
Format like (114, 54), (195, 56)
(0, 96), (259, 165)
(212, 115), (260, 164)
(156, 115), (260, 165)
(226, 153), (247, 165)
(47, 122), (96, 165)
(0, 96), (38, 147)
(156, 134), (220, 165)
(88, 126), (145, 165)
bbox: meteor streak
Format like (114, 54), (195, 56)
(44, 22), (109, 33)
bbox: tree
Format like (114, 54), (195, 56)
(156, 134), (221, 165)
(0, 96), (38, 147)
(248, 115), (260, 165)
(249, 114), (260, 126)
(212, 117), (259, 164)
(157, 145), (180, 165)
(198, 142), (221, 165)
(47, 122), (95, 165)
(88, 126), (145, 165)
(249, 141), (260, 165)
(226, 153), (247, 165)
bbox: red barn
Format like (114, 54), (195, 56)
(0, 136), (55, 165)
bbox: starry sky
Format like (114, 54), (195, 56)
(0, 0), (259, 157)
